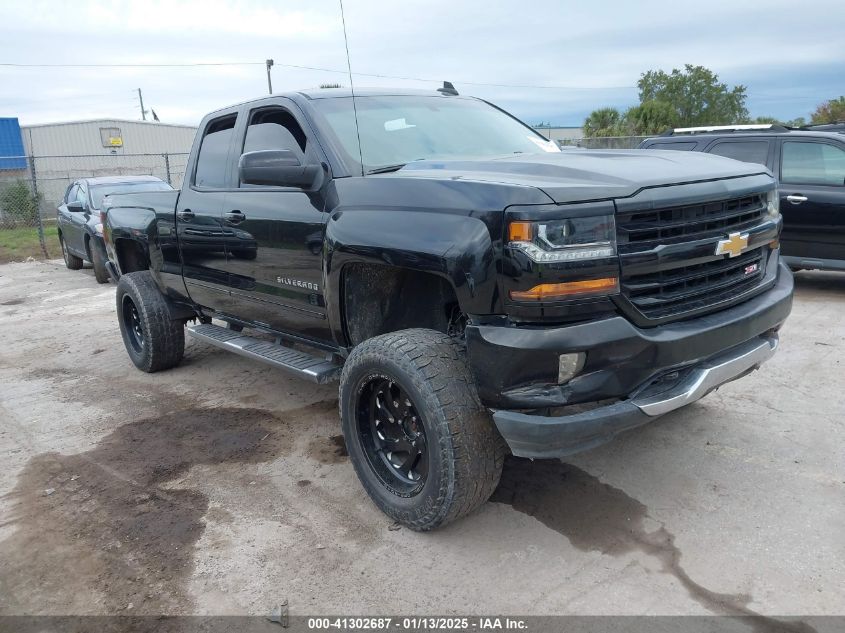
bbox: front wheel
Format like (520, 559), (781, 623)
(116, 271), (185, 372)
(339, 329), (505, 531)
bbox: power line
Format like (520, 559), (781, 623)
(0, 60), (636, 91)
(0, 62), (263, 68)
(1, 62), (837, 96)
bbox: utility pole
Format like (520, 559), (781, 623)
(137, 88), (148, 121)
(266, 59), (274, 94)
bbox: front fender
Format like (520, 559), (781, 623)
(324, 209), (501, 344)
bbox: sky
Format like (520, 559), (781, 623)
(1, 0), (843, 128)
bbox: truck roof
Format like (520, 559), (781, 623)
(204, 87), (472, 117)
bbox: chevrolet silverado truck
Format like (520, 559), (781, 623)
(103, 87), (793, 530)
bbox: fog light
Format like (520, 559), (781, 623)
(558, 353), (586, 384)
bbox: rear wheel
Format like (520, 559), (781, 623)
(91, 241), (110, 284)
(59, 233), (83, 270)
(339, 328), (505, 531)
(116, 271), (185, 372)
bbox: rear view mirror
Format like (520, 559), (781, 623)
(239, 150), (322, 190)
(66, 201), (86, 213)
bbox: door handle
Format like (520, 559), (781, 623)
(176, 209), (195, 221)
(786, 194), (808, 205)
(225, 210), (246, 224)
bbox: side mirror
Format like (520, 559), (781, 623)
(238, 149), (322, 190)
(66, 201), (86, 213)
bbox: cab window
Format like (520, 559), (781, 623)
(781, 141), (845, 186)
(239, 107), (314, 187)
(647, 141), (697, 151)
(75, 184), (88, 205)
(709, 141), (769, 166)
(194, 114), (237, 188)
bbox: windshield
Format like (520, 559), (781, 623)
(312, 95), (559, 173)
(90, 180), (172, 209)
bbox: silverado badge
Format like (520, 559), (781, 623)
(715, 232), (749, 258)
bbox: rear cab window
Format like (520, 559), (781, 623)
(194, 115), (237, 188)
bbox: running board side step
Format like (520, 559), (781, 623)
(186, 323), (341, 384)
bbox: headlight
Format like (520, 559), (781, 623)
(95, 223), (104, 235)
(508, 215), (616, 263)
(766, 189), (779, 217)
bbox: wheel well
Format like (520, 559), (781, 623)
(115, 239), (148, 274)
(342, 263), (464, 346)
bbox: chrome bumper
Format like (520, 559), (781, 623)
(492, 333), (781, 458)
(634, 335), (778, 416)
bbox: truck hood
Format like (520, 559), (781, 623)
(391, 149), (772, 204)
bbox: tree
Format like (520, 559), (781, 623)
(625, 100), (677, 135)
(638, 64), (748, 128)
(583, 107), (624, 137)
(583, 65), (750, 137)
(811, 97), (845, 124)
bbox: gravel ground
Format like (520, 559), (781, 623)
(0, 260), (842, 626)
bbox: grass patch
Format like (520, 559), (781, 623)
(0, 225), (60, 264)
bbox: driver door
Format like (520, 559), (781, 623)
(219, 100), (331, 343)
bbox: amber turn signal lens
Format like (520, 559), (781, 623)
(508, 221), (533, 242)
(510, 277), (619, 301)
(769, 239), (780, 249)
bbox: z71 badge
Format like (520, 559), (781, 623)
(276, 276), (319, 292)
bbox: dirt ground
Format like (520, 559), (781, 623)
(0, 260), (842, 624)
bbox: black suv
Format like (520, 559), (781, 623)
(639, 125), (845, 272)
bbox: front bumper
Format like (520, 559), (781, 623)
(467, 261), (794, 458)
(493, 333), (777, 458)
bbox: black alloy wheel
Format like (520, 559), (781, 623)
(357, 377), (429, 493)
(115, 271), (185, 373)
(339, 328), (506, 530)
(122, 295), (145, 354)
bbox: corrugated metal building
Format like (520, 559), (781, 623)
(21, 118), (196, 157)
(19, 118), (197, 213)
(532, 125), (584, 143)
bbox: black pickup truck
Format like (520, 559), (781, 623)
(103, 87), (793, 530)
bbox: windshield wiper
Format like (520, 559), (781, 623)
(366, 163), (407, 175)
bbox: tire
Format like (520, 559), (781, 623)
(116, 271), (185, 373)
(91, 242), (110, 284)
(339, 328), (505, 531)
(59, 233), (83, 270)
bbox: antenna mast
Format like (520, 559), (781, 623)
(338, 0), (364, 176)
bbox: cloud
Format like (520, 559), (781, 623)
(1, 0), (843, 126)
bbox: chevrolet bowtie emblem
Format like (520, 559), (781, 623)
(715, 232), (749, 258)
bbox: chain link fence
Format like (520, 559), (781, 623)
(0, 153), (189, 259)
